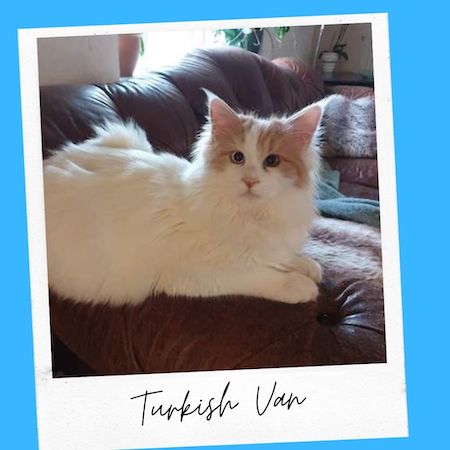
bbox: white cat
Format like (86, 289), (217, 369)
(43, 93), (323, 306)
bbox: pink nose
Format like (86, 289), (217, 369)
(242, 177), (260, 189)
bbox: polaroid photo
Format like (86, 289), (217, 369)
(18, 12), (408, 449)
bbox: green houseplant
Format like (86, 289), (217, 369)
(319, 24), (349, 73)
(215, 27), (291, 54)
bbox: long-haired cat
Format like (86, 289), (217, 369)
(44, 93), (323, 305)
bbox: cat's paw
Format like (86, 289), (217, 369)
(292, 255), (322, 283)
(278, 273), (319, 304)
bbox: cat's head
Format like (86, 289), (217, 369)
(193, 91), (323, 202)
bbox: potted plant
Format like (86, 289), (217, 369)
(215, 27), (290, 54)
(319, 25), (349, 73)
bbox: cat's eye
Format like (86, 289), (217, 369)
(264, 154), (280, 167)
(230, 151), (245, 165)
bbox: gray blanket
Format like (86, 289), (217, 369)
(317, 164), (380, 228)
(321, 94), (377, 158)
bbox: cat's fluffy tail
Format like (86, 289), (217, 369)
(91, 120), (153, 152)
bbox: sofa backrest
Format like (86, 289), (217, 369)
(40, 47), (325, 159)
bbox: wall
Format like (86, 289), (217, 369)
(259, 23), (373, 75)
(38, 35), (121, 86)
(319, 23), (373, 75)
(259, 26), (320, 66)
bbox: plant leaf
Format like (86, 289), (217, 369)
(275, 26), (290, 40)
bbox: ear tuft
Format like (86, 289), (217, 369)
(287, 103), (323, 149)
(201, 89), (241, 138)
(289, 104), (322, 135)
(201, 88), (217, 107)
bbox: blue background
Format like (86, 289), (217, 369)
(2, 0), (448, 448)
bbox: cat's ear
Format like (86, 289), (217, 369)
(203, 89), (241, 139)
(287, 103), (322, 149)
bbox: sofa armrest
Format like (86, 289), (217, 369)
(325, 84), (374, 99)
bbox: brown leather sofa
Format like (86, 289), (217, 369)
(40, 47), (386, 376)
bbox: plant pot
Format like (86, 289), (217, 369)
(320, 51), (339, 73)
(118, 33), (142, 77)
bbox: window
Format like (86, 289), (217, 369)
(134, 29), (225, 74)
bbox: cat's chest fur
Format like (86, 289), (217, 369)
(160, 193), (309, 265)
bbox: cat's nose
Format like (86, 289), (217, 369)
(242, 177), (260, 189)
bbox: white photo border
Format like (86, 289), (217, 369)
(18, 12), (408, 449)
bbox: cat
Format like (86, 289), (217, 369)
(43, 92), (323, 306)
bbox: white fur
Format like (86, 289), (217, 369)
(44, 110), (323, 305)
